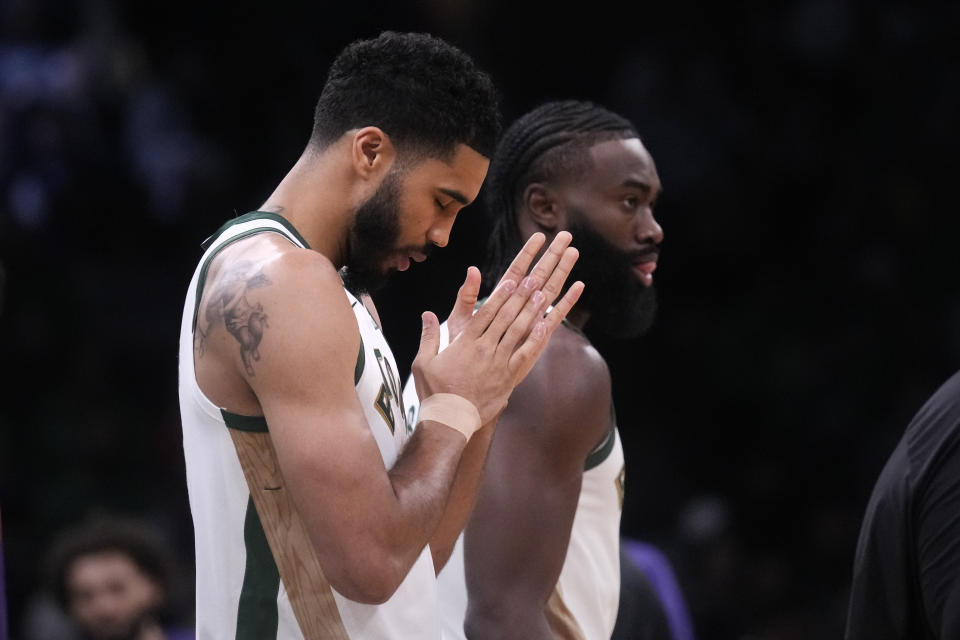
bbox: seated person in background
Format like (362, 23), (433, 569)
(614, 538), (696, 640)
(43, 515), (193, 640)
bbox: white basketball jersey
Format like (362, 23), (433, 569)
(401, 322), (624, 640)
(179, 211), (439, 640)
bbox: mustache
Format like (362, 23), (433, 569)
(398, 244), (434, 258)
(624, 244), (660, 262)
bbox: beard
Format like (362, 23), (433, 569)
(79, 611), (156, 640)
(566, 216), (658, 339)
(340, 170), (403, 295)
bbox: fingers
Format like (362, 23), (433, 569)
(497, 232), (545, 288)
(412, 311), (441, 399)
(538, 246), (579, 308)
(480, 274), (544, 347)
(446, 266), (482, 340)
(525, 231), (573, 289)
(413, 311), (441, 362)
(460, 277), (517, 340)
(542, 280), (585, 333)
(507, 281), (585, 381)
(495, 281), (550, 355)
(481, 234), (579, 350)
(461, 231), (577, 344)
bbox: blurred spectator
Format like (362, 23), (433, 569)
(28, 516), (193, 640)
(614, 538), (695, 640)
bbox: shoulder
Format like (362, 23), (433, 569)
(213, 235), (347, 306)
(209, 236), (360, 358)
(522, 324), (611, 411)
(503, 324), (612, 458)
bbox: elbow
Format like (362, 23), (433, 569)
(324, 548), (407, 605)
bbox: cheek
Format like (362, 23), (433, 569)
(396, 205), (435, 243)
(593, 216), (633, 247)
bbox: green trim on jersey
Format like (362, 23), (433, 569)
(236, 496), (280, 640)
(202, 211), (311, 252)
(222, 409), (269, 433)
(355, 338), (365, 384)
(584, 424), (616, 471)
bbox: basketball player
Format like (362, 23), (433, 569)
(177, 33), (583, 640)
(846, 369), (960, 639)
(404, 100), (663, 639)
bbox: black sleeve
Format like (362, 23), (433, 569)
(915, 429), (960, 639)
(846, 442), (925, 640)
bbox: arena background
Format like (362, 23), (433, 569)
(1, 1), (959, 638)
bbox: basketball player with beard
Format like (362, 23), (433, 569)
(403, 101), (663, 639)
(179, 34), (583, 640)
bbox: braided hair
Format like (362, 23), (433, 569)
(483, 100), (637, 285)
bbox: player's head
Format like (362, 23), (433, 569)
(46, 517), (176, 640)
(310, 31), (500, 293)
(485, 100), (663, 338)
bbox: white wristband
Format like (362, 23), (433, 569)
(418, 393), (482, 441)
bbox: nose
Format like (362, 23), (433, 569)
(428, 218), (455, 248)
(637, 207), (664, 245)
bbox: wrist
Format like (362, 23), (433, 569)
(418, 393), (481, 441)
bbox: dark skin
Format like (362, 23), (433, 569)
(464, 138), (663, 639)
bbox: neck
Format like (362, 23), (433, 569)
(259, 143), (357, 267)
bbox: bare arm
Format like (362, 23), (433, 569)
(463, 332), (612, 639)
(243, 252), (460, 603)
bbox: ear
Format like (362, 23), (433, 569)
(522, 183), (565, 231)
(351, 127), (396, 179)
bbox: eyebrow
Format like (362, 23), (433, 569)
(439, 188), (470, 206)
(621, 179), (652, 194)
(621, 178), (662, 205)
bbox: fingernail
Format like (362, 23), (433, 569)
(532, 290), (544, 305)
(522, 276), (538, 291)
(501, 279), (517, 293)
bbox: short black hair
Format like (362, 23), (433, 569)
(44, 516), (176, 609)
(483, 100), (638, 284)
(311, 31), (501, 160)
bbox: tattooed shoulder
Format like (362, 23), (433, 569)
(194, 260), (273, 376)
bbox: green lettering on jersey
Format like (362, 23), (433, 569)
(373, 348), (403, 434)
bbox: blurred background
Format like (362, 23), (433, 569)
(1, 0), (959, 638)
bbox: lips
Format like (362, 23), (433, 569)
(632, 260), (657, 275)
(630, 251), (659, 285)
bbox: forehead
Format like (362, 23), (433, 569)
(403, 144), (490, 202)
(582, 137), (659, 192)
(68, 551), (142, 586)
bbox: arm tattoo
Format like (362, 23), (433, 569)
(195, 262), (272, 376)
